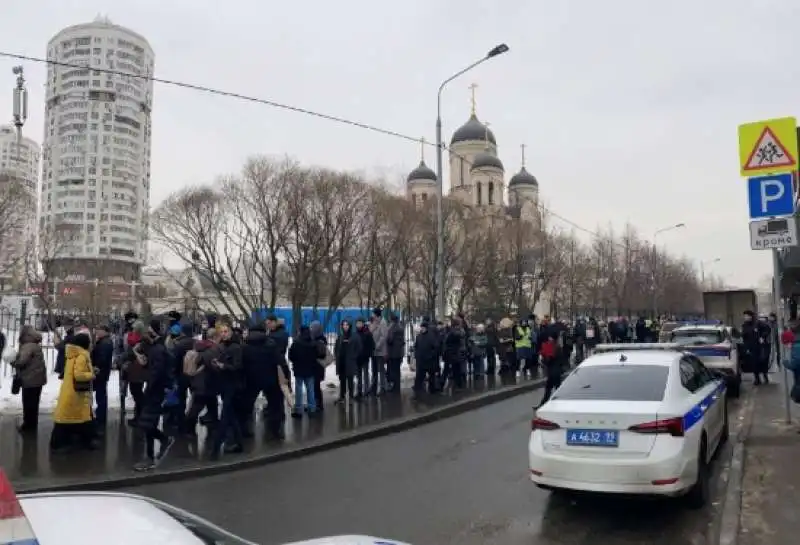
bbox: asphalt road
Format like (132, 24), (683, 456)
(126, 387), (743, 545)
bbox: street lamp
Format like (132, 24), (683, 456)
(652, 222), (686, 318)
(434, 43), (509, 321)
(700, 258), (721, 285)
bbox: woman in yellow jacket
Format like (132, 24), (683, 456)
(50, 333), (97, 452)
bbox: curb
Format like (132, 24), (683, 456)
(716, 385), (758, 545)
(17, 377), (547, 494)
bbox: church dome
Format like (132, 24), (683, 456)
(471, 152), (504, 171)
(509, 166), (538, 187)
(450, 114), (496, 145)
(406, 160), (437, 183)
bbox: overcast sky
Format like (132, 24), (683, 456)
(1, 0), (797, 289)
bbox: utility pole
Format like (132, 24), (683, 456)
(11, 66), (28, 157)
(569, 235), (576, 319)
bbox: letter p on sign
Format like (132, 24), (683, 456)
(747, 173), (795, 219)
(760, 179), (785, 214)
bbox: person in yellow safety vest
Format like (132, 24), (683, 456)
(515, 319), (532, 376)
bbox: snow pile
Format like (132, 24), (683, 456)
(0, 330), (416, 415)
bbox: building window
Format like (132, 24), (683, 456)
(460, 158), (465, 186)
(476, 182), (482, 205)
(488, 182), (494, 205)
(412, 194), (417, 207)
(421, 193), (428, 203)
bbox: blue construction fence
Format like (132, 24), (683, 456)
(250, 307), (407, 335)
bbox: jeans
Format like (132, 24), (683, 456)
(21, 386), (42, 430)
(214, 392), (243, 451)
(370, 356), (387, 393)
(94, 380), (108, 426)
(128, 382), (145, 421)
(145, 427), (169, 460)
(293, 376), (317, 412)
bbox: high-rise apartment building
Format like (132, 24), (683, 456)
(40, 16), (154, 281)
(0, 125), (40, 288)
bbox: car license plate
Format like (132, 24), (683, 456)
(566, 429), (619, 447)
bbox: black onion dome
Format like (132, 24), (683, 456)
(470, 152), (504, 171)
(450, 114), (496, 145)
(508, 166), (538, 187)
(406, 160), (437, 183)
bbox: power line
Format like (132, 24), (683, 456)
(0, 49), (631, 251)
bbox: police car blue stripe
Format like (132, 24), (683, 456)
(682, 380), (725, 431)
(684, 347), (730, 358)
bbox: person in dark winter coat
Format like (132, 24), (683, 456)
(334, 320), (361, 404)
(90, 325), (114, 430)
(133, 321), (175, 471)
(413, 320), (440, 395)
(211, 321), (244, 457)
(121, 321), (148, 425)
(240, 323), (285, 437)
(485, 319), (499, 375)
(386, 314), (405, 393)
(11, 326), (47, 433)
(309, 321), (327, 412)
(635, 317), (648, 343)
(170, 323), (196, 422)
(289, 325), (320, 417)
(354, 318), (374, 398)
(54, 322), (77, 380)
(443, 317), (468, 389)
(742, 310), (770, 385)
(184, 330), (222, 434)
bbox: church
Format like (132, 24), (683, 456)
(405, 86), (542, 227)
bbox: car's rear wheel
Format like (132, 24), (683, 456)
(684, 439), (709, 509)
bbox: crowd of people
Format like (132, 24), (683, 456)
(4, 304), (730, 471)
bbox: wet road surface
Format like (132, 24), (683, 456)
(126, 386), (744, 545)
(4, 375), (529, 491)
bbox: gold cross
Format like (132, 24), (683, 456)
(469, 83), (478, 115)
(521, 143), (527, 167)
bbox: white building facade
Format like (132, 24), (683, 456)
(40, 16), (154, 280)
(0, 125), (40, 287)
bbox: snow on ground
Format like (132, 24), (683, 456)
(0, 330), (416, 415)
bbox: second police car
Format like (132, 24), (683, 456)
(529, 343), (727, 508)
(669, 322), (741, 398)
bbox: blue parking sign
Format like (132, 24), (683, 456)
(747, 173), (795, 219)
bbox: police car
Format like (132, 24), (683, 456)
(670, 323), (741, 398)
(529, 344), (728, 508)
(0, 470), (411, 545)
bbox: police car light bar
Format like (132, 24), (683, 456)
(0, 469), (40, 544)
(594, 343), (681, 353)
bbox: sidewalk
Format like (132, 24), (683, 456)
(1, 373), (537, 492)
(737, 370), (800, 545)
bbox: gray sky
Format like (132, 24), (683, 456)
(1, 0), (797, 288)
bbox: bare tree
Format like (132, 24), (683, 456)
(25, 221), (81, 322)
(0, 173), (35, 283)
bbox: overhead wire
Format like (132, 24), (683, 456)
(0, 49), (637, 252)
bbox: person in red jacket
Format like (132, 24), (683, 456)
(537, 334), (561, 408)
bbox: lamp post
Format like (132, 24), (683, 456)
(435, 43), (509, 321)
(652, 222), (686, 318)
(700, 258), (721, 286)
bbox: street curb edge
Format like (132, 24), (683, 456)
(716, 386), (757, 545)
(17, 379), (546, 494)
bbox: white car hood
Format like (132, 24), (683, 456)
(284, 537), (411, 545)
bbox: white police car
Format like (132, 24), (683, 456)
(529, 344), (728, 508)
(670, 323), (741, 398)
(7, 489), (412, 545)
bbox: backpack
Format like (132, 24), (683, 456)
(183, 349), (201, 376)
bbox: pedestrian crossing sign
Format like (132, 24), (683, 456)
(738, 117), (798, 176)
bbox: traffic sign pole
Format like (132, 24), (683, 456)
(772, 247), (791, 424)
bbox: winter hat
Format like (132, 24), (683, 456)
(71, 333), (92, 350)
(149, 319), (163, 336)
(372, 307), (382, 318)
(169, 323), (182, 336)
(167, 310), (182, 323)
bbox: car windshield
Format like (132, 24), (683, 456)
(672, 329), (723, 346)
(551, 364), (669, 402)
